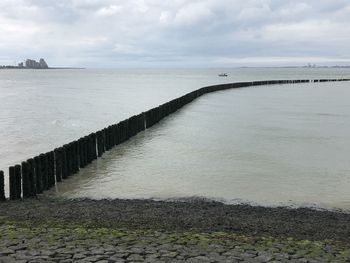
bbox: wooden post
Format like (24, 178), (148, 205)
(34, 156), (43, 193)
(71, 142), (78, 174)
(113, 124), (117, 146)
(96, 131), (103, 157)
(79, 138), (86, 168)
(54, 148), (62, 182)
(9, 166), (17, 200)
(116, 123), (121, 145)
(0, 171), (5, 201)
(105, 127), (110, 151)
(77, 138), (83, 168)
(101, 129), (106, 154)
(47, 151), (55, 187)
(64, 144), (72, 177)
(21, 161), (31, 198)
(121, 121), (126, 141)
(84, 136), (90, 164)
(15, 164), (22, 199)
(61, 147), (68, 179)
(91, 133), (97, 160)
(108, 126), (112, 149)
(74, 141), (80, 172)
(27, 158), (37, 196)
(74, 141), (80, 171)
(40, 154), (49, 191)
(138, 113), (145, 132)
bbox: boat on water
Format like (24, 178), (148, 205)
(218, 73), (228, 77)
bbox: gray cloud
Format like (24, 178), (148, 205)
(0, 0), (350, 67)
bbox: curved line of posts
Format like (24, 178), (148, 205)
(0, 78), (349, 201)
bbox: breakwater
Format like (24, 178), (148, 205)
(0, 78), (349, 200)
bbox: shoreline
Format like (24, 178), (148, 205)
(1, 197), (350, 262)
(1, 197), (350, 244)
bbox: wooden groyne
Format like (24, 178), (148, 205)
(0, 78), (349, 200)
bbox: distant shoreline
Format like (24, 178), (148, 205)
(0, 67), (85, 70)
(2, 66), (350, 70)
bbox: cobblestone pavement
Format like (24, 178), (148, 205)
(1, 222), (350, 263)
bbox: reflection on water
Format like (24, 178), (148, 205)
(47, 81), (350, 211)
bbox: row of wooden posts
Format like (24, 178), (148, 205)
(0, 78), (349, 201)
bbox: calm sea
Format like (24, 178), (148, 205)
(1, 68), (350, 210)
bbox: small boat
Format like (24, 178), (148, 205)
(218, 73), (228, 77)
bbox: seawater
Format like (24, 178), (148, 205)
(1, 68), (350, 210)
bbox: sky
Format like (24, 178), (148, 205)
(1, 0), (350, 68)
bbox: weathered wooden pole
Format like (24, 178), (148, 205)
(40, 153), (49, 191)
(54, 148), (62, 182)
(77, 138), (83, 168)
(108, 126), (112, 149)
(74, 141), (80, 172)
(21, 161), (31, 198)
(79, 138), (86, 168)
(96, 131), (103, 157)
(113, 124), (118, 146)
(101, 129), (106, 153)
(119, 122), (125, 142)
(71, 142), (79, 174)
(84, 136), (90, 164)
(64, 144), (72, 177)
(15, 164), (22, 199)
(47, 151), (55, 188)
(116, 123), (122, 145)
(61, 147), (68, 180)
(9, 166), (17, 200)
(105, 127), (110, 151)
(0, 171), (5, 201)
(34, 156), (43, 193)
(90, 133), (97, 161)
(27, 158), (37, 196)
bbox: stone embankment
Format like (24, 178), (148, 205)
(0, 198), (350, 262)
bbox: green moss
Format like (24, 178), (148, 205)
(0, 219), (349, 262)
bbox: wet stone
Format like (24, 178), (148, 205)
(84, 255), (109, 262)
(127, 253), (144, 261)
(73, 253), (87, 259)
(8, 244), (27, 251)
(0, 257), (16, 263)
(254, 254), (274, 262)
(0, 248), (14, 256)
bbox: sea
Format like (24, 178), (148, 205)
(1, 68), (350, 211)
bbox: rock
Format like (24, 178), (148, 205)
(0, 248), (14, 256)
(254, 254), (274, 262)
(41, 250), (56, 256)
(73, 253), (87, 260)
(126, 253), (144, 262)
(162, 251), (178, 258)
(84, 255), (109, 262)
(0, 256), (16, 263)
(8, 244), (27, 251)
(90, 249), (105, 255)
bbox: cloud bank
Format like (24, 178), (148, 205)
(1, 0), (350, 67)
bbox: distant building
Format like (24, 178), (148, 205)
(25, 58), (49, 69)
(39, 58), (48, 69)
(0, 58), (49, 69)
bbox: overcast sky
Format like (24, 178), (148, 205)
(1, 0), (350, 68)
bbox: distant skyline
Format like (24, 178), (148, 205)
(1, 0), (350, 68)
